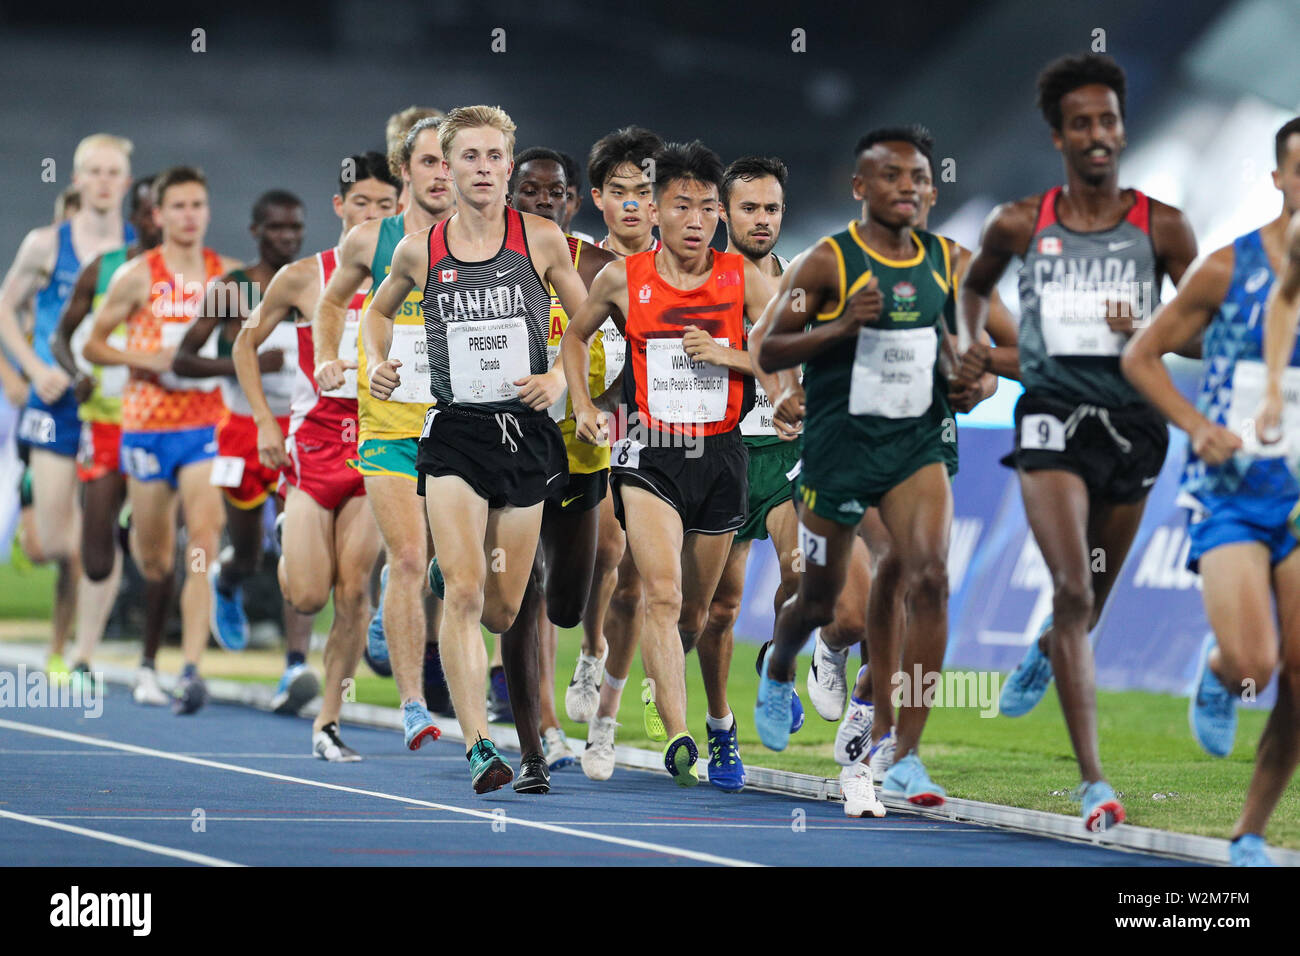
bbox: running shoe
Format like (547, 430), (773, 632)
(487, 666), (513, 724)
(867, 728), (897, 784)
(312, 722), (362, 762)
(582, 715), (618, 781)
(807, 629), (850, 720)
(364, 564), (391, 677)
(133, 666), (168, 706)
(755, 640), (805, 734)
(706, 719), (746, 793)
(512, 752), (551, 794)
(271, 662), (320, 715)
(1189, 633), (1237, 757)
(1075, 780), (1125, 833)
(565, 648), (606, 724)
(1229, 833), (1274, 867)
(423, 642), (454, 718)
(172, 671), (208, 716)
(663, 731), (699, 787)
(755, 654), (795, 752)
(402, 699), (440, 750)
(208, 556), (248, 652)
(841, 761), (886, 818)
(427, 556), (445, 600)
(46, 652), (69, 685)
(880, 753), (945, 807)
(67, 662), (93, 695)
(542, 726), (576, 770)
(641, 677), (667, 742)
(467, 736), (513, 794)
(834, 696), (875, 766)
(999, 615), (1054, 717)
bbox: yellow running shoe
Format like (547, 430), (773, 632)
(641, 678), (667, 742)
(46, 653), (70, 686)
(663, 732), (699, 787)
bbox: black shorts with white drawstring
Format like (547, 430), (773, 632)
(416, 404), (568, 509)
(1002, 391), (1169, 504)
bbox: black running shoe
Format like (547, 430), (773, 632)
(512, 752), (551, 794)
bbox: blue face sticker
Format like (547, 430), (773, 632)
(622, 200), (639, 211)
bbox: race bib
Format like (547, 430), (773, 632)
(157, 320), (219, 393)
(209, 455), (246, 489)
(447, 318), (531, 405)
(1020, 413), (1066, 452)
(72, 322), (129, 398)
(741, 370), (803, 437)
(645, 337), (729, 424)
(601, 318), (625, 390)
(386, 324), (436, 405)
(321, 319), (360, 399)
(546, 343), (567, 423)
(611, 437), (644, 469)
(848, 326), (935, 418)
(1226, 359), (1300, 457)
(1039, 281), (1132, 357)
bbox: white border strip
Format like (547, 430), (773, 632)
(0, 807), (243, 867)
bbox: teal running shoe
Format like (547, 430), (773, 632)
(1076, 780), (1125, 833)
(364, 565), (391, 677)
(881, 753), (946, 807)
(999, 616), (1054, 717)
(209, 555), (248, 652)
(402, 700), (440, 750)
(755, 654), (795, 751)
(1230, 834), (1274, 867)
(468, 736), (513, 793)
(427, 556), (445, 600)
(1189, 633), (1236, 757)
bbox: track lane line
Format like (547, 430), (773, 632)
(0, 808), (242, 867)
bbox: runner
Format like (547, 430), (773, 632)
(0, 133), (134, 680)
(83, 165), (240, 714)
(955, 53), (1198, 830)
(570, 126), (665, 781)
(366, 105), (584, 794)
(386, 106), (443, 213)
(233, 151), (398, 759)
(1123, 117), (1300, 865)
(172, 189), (319, 714)
(50, 175), (163, 696)
(508, 146), (616, 768)
(314, 114), (454, 750)
(564, 140), (776, 787)
(558, 150), (595, 244)
(754, 126), (960, 810)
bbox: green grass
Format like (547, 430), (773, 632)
(0, 554), (59, 618)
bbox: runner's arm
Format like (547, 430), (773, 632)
(362, 231), (421, 401)
(955, 202), (1026, 385)
(315, 221), (375, 387)
(174, 271), (258, 379)
(84, 257), (170, 373)
(52, 254), (101, 401)
(1259, 214), (1300, 441)
(0, 227), (64, 400)
(748, 267), (804, 440)
(562, 259), (627, 443)
(518, 219), (581, 409)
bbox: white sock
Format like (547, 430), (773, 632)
(603, 670), (626, 691)
(705, 711), (734, 732)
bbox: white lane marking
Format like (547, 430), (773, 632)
(0, 808), (242, 867)
(0, 718), (760, 867)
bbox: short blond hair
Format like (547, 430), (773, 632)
(438, 105), (517, 164)
(386, 106), (444, 177)
(73, 133), (133, 172)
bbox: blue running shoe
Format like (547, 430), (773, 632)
(706, 720), (746, 793)
(487, 666), (513, 724)
(364, 565), (391, 677)
(208, 557), (248, 652)
(467, 736), (513, 794)
(755, 640), (805, 734)
(427, 556), (445, 600)
(999, 616), (1054, 717)
(1189, 633), (1236, 757)
(402, 700), (440, 750)
(1230, 833), (1274, 867)
(1075, 780), (1125, 833)
(271, 662), (320, 715)
(881, 753), (946, 807)
(755, 655), (795, 751)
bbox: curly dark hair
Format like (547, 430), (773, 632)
(1036, 53), (1127, 131)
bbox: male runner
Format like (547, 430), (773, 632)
(0, 133), (134, 678)
(367, 105), (584, 794)
(565, 140), (776, 787)
(570, 126), (665, 781)
(955, 53), (1198, 830)
(558, 150), (595, 244)
(84, 166), (239, 713)
(234, 151), (398, 759)
(386, 106), (443, 213)
(315, 115), (454, 749)
(508, 146), (616, 768)
(755, 126), (961, 808)
(1124, 118), (1300, 865)
(50, 175), (165, 698)
(173, 189), (319, 713)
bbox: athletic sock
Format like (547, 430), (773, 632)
(603, 670), (626, 691)
(705, 712), (735, 732)
(286, 651), (306, 668)
(140, 658), (155, 671)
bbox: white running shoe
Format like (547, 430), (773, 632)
(133, 666), (168, 706)
(841, 762), (886, 818)
(581, 715), (618, 781)
(543, 726), (577, 770)
(807, 629), (850, 721)
(867, 728), (897, 785)
(565, 648), (607, 724)
(834, 698), (875, 765)
(312, 722), (362, 762)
